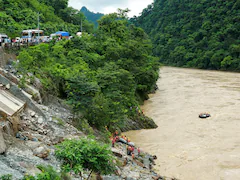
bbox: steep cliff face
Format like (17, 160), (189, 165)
(122, 116), (157, 132)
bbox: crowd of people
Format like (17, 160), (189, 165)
(109, 129), (158, 171)
(111, 130), (141, 161)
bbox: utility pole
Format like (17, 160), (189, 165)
(80, 18), (82, 32)
(37, 12), (40, 44)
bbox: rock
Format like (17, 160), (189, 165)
(33, 77), (42, 89)
(32, 138), (38, 142)
(112, 149), (123, 158)
(26, 166), (42, 177)
(0, 129), (6, 154)
(51, 136), (64, 145)
(29, 125), (38, 131)
(133, 159), (145, 168)
(152, 175), (164, 180)
(21, 132), (33, 140)
(16, 132), (21, 138)
(33, 145), (50, 159)
(37, 116), (44, 124)
(33, 146), (45, 155)
(115, 166), (122, 176)
(30, 111), (36, 117)
(5, 83), (10, 89)
(0, 161), (23, 180)
(42, 106), (49, 111)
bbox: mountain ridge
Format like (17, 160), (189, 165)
(80, 6), (104, 28)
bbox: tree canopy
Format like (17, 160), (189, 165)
(16, 10), (160, 131)
(0, 0), (94, 37)
(132, 0), (240, 71)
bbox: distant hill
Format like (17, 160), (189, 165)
(133, 0), (240, 71)
(0, 0), (94, 37)
(80, 6), (104, 28)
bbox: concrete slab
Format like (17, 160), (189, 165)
(0, 89), (25, 116)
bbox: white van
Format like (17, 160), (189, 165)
(0, 33), (9, 46)
(0, 33), (9, 41)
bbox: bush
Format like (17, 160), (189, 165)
(55, 137), (115, 179)
(0, 175), (12, 180)
(22, 165), (66, 180)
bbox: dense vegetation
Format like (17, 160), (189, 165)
(132, 0), (240, 71)
(0, 0), (94, 37)
(16, 9), (159, 131)
(1, 2), (159, 179)
(55, 138), (115, 178)
(80, 6), (104, 28)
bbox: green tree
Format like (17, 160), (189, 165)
(221, 55), (233, 69)
(16, 11), (159, 132)
(132, 0), (240, 71)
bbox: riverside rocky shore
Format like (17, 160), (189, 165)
(0, 62), (175, 180)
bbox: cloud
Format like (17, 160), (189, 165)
(68, 0), (153, 17)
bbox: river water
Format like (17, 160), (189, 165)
(125, 67), (240, 180)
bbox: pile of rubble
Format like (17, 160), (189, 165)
(0, 101), (85, 179)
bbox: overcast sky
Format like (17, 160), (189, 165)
(68, 0), (154, 17)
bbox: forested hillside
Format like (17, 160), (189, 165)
(132, 0), (240, 71)
(80, 6), (104, 28)
(0, 0), (94, 37)
(16, 10), (159, 131)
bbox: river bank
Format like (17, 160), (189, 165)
(125, 66), (240, 180)
(0, 60), (165, 179)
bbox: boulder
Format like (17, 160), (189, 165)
(51, 136), (64, 145)
(33, 145), (50, 159)
(33, 146), (45, 155)
(37, 116), (44, 124)
(30, 111), (36, 117)
(5, 83), (10, 89)
(25, 141), (44, 150)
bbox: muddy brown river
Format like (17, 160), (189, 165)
(125, 67), (240, 180)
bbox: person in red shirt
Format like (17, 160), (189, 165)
(112, 138), (115, 147)
(137, 147), (140, 156)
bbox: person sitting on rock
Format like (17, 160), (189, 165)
(132, 152), (135, 160)
(127, 145), (132, 155)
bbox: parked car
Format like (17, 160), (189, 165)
(0, 33), (9, 42)
(40, 36), (50, 43)
(15, 37), (21, 43)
